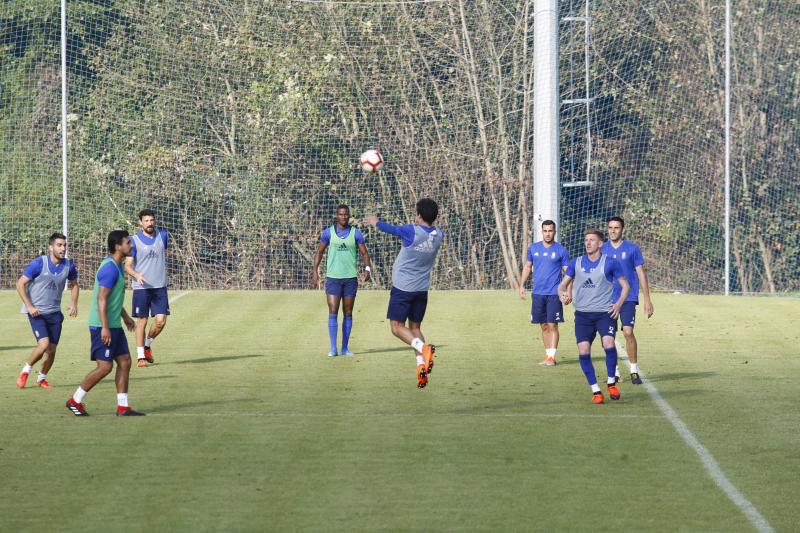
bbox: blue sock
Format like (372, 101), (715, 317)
(328, 314), (338, 352)
(579, 353), (597, 386)
(341, 316), (353, 351)
(604, 346), (618, 381)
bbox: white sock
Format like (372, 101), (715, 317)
(22, 363), (33, 374)
(590, 383), (601, 393)
(37, 373), (47, 382)
(607, 377), (617, 385)
(136, 347), (145, 359)
(615, 366), (620, 378)
(630, 363), (639, 373)
(410, 338), (425, 353)
(545, 348), (557, 358)
(145, 337), (154, 348)
(416, 355), (425, 366)
(73, 387), (87, 403)
(117, 393), (129, 407)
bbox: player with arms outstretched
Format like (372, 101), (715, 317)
(15, 232), (79, 389)
(311, 204), (372, 357)
(559, 229), (629, 404)
(518, 220), (570, 366)
(602, 216), (654, 384)
(364, 198), (443, 389)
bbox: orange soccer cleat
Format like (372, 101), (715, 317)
(538, 356), (557, 367)
(592, 391), (605, 404)
(16, 372), (29, 389)
(143, 346), (154, 364)
(422, 344), (436, 374)
(417, 364), (428, 389)
(607, 384), (621, 401)
(37, 379), (51, 389)
(136, 358), (149, 368)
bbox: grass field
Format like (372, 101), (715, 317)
(1, 290), (798, 531)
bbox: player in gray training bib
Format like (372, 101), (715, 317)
(124, 209), (171, 367)
(15, 232), (79, 389)
(364, 198), (443, 389)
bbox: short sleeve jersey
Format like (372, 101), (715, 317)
(600, 240), (644, 302)
(23, 256), (78, 281)
(526, 241), (570, 295)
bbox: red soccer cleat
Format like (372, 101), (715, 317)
(116, 406), (146, 416)
(592, 391), (605, 404)
(143, 346), (154, 364)
(16, 372), (29, 389)
(37, 379), (51, 389)
(607, 384), (621, 401)
(66, 398), (89, 416)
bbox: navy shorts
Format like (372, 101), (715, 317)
(89, 327), (130, 362)
(28, 311), (64, 344)
(325, 277), (358, 298)
(531, 294), (564, 324)
(619, 301), (637, 328)
(387, 287), (428, 324)
(132, 288), (170, 318)
(574, 311), (617, 344)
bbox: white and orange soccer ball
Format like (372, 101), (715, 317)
(359, 149), (384, 173)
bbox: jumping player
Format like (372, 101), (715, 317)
(558, 229), (629, 404)
(66, 230), (143, 416)
(364, 198), (443, 389)
(15, 232), (79, 388)
(311, 204), (372, 357)
(124, 209), (170, 367)
(518, 220), (570, 366)
(602, 216), (654, 384)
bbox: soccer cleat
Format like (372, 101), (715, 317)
(592, 391), (605, 404)
(143, 346), (154, 364)
(66, 398), (89, 416)
(422, 344), (436, 374)
(339, 349), (354, 357)
(630, 372), (642, 385)
(116, 406), (146, 416)
(136, 358), (149, 368)
(16, 372), (29, 389)
(327, 350), (338, 357)
(607, 384), (621, 400)
(417, 364), (428, 389)
(37, 379), (51, 389)
(538, 356), (557, 366)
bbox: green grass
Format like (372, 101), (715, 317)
(1, 291), (798, 532)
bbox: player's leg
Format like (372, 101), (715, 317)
(112, 327), (143, 416)
(339, 278), (358, 356)
(531, 295), (549, 364)
(18, 338), (48, 388)
(387, 288), (433, 388)
(325, 278), (343, 356)
(600, 316), (621, 400)
(620, 302), (641, 384)
(143, 288), (170, 362)
(548, 295), (564, 363)
(36, 311), (63, 388)
(66, 360), (112, 416)
(575, 312), (603, 403)
(132, 289), (150, 366)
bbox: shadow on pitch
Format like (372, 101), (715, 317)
(39, 374), (178, 389)
(168, 353), (266, 365)
(646, 371), (716, 382)
(0, 345), (29, 352)
(357, 344), (448, 356)
(153, 398), (253, 413)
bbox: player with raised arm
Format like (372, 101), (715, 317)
(558, 229), (630, 404)
(125, 209), (170, 368)
(311, 204), (372, 357)
(518, 220), (570, 366)
(15, 233), (79, 389)
(66, 231), (143, 417)
(602, 216), (654, 385)
(364, 198), (443, 389)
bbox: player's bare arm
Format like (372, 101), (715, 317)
(636, 264), (654, 318)
(97, 285), (112, 345)
(558, 276), (574, 305)
(357, 242), (372, 282)
(68, 279), (79, 317)
(610, 275), (630, 319)
(518, 261), (532, 299)
(124, 256), (146, 285)
(311, 241), (328, 287)
(16, 275), (39, 316)
(121, 307), (136, 332)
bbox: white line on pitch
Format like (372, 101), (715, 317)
(169, 291), (189, 304)
(0, 412), (663, 419)
(617, 341), (774, 533)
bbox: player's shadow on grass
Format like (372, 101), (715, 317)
(0, 345), (29, 352)
(153, 398), (253, 413)
(646, 371), (715, 382)
(358, 344), (448, 356)
(168, 353), (266, 365)
(44, 374), (179, 389)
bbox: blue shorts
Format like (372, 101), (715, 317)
(387, 287), (428, 324)
(531, 294), (564, 324)
(132, 288), (170, 318)
(28, 311), (64, 344)
(574, 311), (617, 344)
(325, 277), (358, 298)
(619, 301), (637, 328)
(89, 327), (130, 362)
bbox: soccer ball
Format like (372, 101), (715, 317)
(359, 149), (384, 173)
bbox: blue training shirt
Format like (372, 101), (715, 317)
(131, 230), (169, 258)
(526, 241), (570, 295)
(376, 221), (436, 247)
(600, 240), (644, 302)
(566, 254), (626, 286)
(320, 226), (365, 245)
(23, 256), (78, 281)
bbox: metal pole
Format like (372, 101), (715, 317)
(534, 0), (560, 240)
(584, 0), (591, 184)
(724, 0), (731, 295)
(61, 0), (68, 240)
